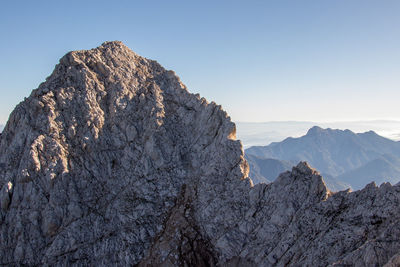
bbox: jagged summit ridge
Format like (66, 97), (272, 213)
(1, 42), (400, 266)
(0, 41), (250, 265)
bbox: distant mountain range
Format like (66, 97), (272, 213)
(237, 120), (400, 148)
(336, 154), (400, 190)
(246, 126), (400, 190)
(0, 124), (3, 132)
(245, 154), (293, 184)
(245, 154), (351, 191)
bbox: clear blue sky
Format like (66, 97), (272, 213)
(1, 0), (399, 124)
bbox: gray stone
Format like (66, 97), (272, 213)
(1, 41), (400, 266)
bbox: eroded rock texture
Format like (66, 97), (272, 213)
(1, 42), (400, 266)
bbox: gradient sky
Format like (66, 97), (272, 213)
(0, 0), (399, 124)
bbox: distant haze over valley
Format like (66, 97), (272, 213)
(237, 120), (400, 148)
(1, 0), (400, 264)
(246, 126), (400, 190)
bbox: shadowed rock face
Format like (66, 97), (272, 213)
(1, 42), (400, 266)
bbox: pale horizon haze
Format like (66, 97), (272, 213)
(1, 1), (399, 125)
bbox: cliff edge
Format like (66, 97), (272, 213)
(1, 42), (400, 266)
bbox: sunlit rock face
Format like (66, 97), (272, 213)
(0, 41), (249, 265)
(1, 42), (400, 266)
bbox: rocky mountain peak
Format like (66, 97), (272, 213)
(0, 41), (249, 265)
(1, 42), (400, 266)
(292, 161), (316, 175)
(306, 125), (324, 135)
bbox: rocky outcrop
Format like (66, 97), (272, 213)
(1, 42), (400, 266)
(0, 41), (249, 266)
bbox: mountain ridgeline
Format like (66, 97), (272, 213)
(245, 154), (352, 192)
(245, 154), (293, 184)
(246, 126), (400, 190)
(2, 42), (400, 266)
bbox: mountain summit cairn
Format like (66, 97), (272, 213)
(1, 42), (400, 266)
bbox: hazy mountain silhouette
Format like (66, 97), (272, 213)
(336, 154), (400, 189)
(245, 154), (293, 184)
(318, 173), (353, 191)
(246, 126), (400, 190)
(236, 120), (400, 148)
(246, 154), (351, 191)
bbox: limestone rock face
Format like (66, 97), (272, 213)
(0, 41), (249, 265)
(1, 42), (400, 266)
